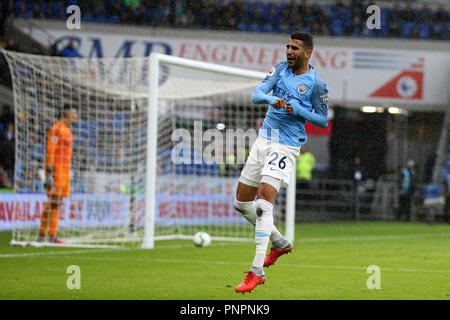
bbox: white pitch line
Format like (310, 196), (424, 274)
(0, 242), (243, 258)
(16, 255), (449, 274)
(150, 259), (450, 274)
(0, 248), (125, 258)
(1, 232), (448, 258)
(297, 232), (450, 243)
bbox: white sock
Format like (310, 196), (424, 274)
(250, 199), (274, 276)
(234, 199), (289, 248)
(233, 199), (256, 226)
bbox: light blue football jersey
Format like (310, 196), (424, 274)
(252, 61), (329, 147)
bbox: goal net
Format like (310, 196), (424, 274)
(2, 50), (295, 248)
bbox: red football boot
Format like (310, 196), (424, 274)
(263, 246), (293, 267)
(235, 271), (266, 294)
(49, 237), (64, 244)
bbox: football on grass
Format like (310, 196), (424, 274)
(193, 232), (211, 247)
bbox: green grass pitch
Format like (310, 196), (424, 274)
(0, 221), (449, 300)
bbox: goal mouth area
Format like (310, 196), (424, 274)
(8, 235), (253, 249)
(3, 51), (296, 250)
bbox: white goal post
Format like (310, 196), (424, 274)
(2, 50), (296, 249)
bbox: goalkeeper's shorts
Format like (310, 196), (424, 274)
(239, 136), (300, 189)
(47, 170), (70, 198)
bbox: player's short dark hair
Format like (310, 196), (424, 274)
(290, 32), (314, 50)
(60, 103), (75, 118)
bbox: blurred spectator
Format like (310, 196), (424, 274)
(350, 0), (363, 13)
(0, 0), (14, 37)
(31, 2), (44, 19)
(350, 155), (368, 217)
(433, 5), (449, 23)
(93, 1), (107, 15)
(247, 4), (265, 29)
(20, 165), (44, 193)
(0, 166), (10, 188)
(346, 14), (363, 37)
(43, 5), (53, 19)
(16, 2), (32, 19)
(280, 6), (295, 33)
(108, 0), (123, 17)
(320, 23), (331, 36)
(319, 8), (331, 34)
(174, 0), (189, 27)
(311, 3), (323, 24)
(79, 0), (96, 15)
(418, 4), (433, 24)
(408, 27), (420, 40)
(311, 22), (322, 35)
(154, 0), (171, 26)
(387, 22), (401, 38)
(401, 3), (416, 23)
(50, 43), (61, 57)
(0, 105), (14, 125)
(60, 40), (83, 58)
(229, 0), (245, 25)
(350, 156), (365, 182)
(302, 6), (315, 29)
(266, 5), (280, 30)
(187, 0), (206, 27)
(333, 0), (347, 20)
(124, 0), (140, 11)
(72, 171), (87, 193)
(119, 7), (134, 25)
(424, 152), (436, 184)
(4, 38), (18, 51)
(350, 5), (361, 22)
(30, 44), (44, 55)
(0, 122), (14, 186)
(296, 145), (315, 199)
(0, 54), (11, 88)
(397, 159), (418, 221)
(387, 3), (402, 24)
(136, 5), (152, 25)
(214, 0), (231, 29)
(430, 25), (445, 40)
(297, 0), (308, 17)
(54, 4), (66, 20)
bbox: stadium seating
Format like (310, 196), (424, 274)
(6, 0), (448, 40)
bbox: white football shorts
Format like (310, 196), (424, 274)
(239, 136), (300, 189)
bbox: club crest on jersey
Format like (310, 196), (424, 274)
(52, 136), (58, 144)
(267, 67), (275, 76)
(297, 84), (308, 95)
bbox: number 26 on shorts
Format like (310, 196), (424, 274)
(268, 152), (287, 170)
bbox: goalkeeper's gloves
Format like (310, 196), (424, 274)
(44, 171), (54, 190)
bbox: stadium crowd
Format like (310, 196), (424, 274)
(0, 0), (448, 40)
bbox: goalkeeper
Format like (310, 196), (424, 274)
(234, 32), (328, 293)
(38, 104), (77, 244)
